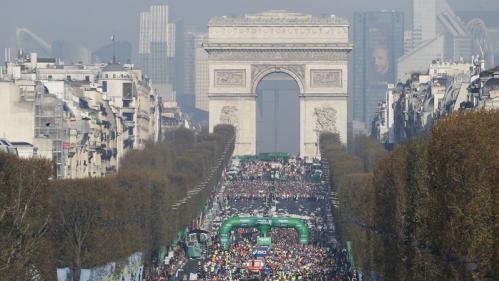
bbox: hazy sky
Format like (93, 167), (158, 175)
(1, 0), (497, 57)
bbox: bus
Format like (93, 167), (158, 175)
(185, 229), (210, 259)
(310, 162), (323, 182)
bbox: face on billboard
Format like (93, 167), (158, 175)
(367, 22), (394, 84)
(372, 47), (390, 77)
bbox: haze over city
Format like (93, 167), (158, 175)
(0, 1), (497, 281)
(1, 0), (498, 60)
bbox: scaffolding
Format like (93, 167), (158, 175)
(34, 84), (66, 179)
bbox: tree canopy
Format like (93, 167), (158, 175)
(0, 125), (235, 281)
(321, 110), (498, 281)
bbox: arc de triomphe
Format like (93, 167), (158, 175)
(205, 11), (352, 157)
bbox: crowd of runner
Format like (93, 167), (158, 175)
(142, 157), (359, 281)
(273, 181), (328, 201)
(223, 181), (272, 200)
(199, 158), (358, 280)
(200, 229), (356, 280)
(142, 246), (186, 281)
(227, 158), (318, 182)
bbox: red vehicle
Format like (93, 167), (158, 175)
(246, 259), (264, 272)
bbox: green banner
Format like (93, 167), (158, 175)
(256, 236), (272, 246)
(157, 246), (166, 263)
(346, 241), (356, 268)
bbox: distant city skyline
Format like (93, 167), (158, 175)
(0, 0), (497, 63)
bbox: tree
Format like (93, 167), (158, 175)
(0, 154), (52, 281)
(320, 111), (498, 281)
(53, 179), (100, 281)
(1, 126), (236, 280)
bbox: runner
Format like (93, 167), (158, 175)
(143, 157), (357, 281)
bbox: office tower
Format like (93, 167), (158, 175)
(194, 33), (209, 112)
(398, 0), (479, 80)
(175, 19), (185, 107)
(413, 0), (437, 46)
(351, 11), (404, 133)
(183, 27), (200, 109)
(139, 5), (176, 102)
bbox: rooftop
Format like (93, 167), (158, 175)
(102, 63), (126, 72)
(480, 66), (499, 77)
(209, 10), (348, 26)
(37, 58), (57, 63)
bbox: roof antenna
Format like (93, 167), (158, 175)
(110, 33), (116, 63)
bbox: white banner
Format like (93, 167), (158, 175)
(57, 252), (144, 281)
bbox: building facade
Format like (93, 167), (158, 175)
(194, 32), (209, 112)
(413, 0), (437, 45)
(182, 29), (210, 113)
(398, 0), (497, 82)
(182, 27), (198, 109)
(372, 58), (498, 144)
(0, 52), (160, 179)
(138, 5), (176, 102)
(351, 10), (404, 134)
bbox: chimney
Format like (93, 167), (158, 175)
(30, 52), (38, 69)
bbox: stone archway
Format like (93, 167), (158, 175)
(205, 10), (352, 157)
(251, 65), (306, 94)
(255, 72), (301, 154)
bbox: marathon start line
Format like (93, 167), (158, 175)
(219, 216), (310, 249)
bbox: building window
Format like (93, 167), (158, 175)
(113, 74), (116, 78)
(105, 74), (108, 78)
(67, 75), (71, 81)
(85, 76), (90, 82)
(102, 81), (107, 92)
(48, 75), (52, 80)
(123, 83), (133, 100)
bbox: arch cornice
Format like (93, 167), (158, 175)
(251, 64), (305, 94)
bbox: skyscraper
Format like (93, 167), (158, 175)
(174, 19), (185, 107)
(139, 5), (176, 102)
(413, 0), (437, 46)
(398, 0), (477, 80)
(351, 11), (404, 133)
(182, 26), (200, 109)
(194, 33), (209, 112)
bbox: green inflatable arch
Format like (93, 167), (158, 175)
(219, 216), (310, 249)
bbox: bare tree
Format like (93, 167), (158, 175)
(54, 181), (98, 281)
(0, 155), (51, 280)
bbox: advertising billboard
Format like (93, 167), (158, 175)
(252, 246), (270, 258)
(366, 14), (399, 87)
(352, 11), (404, 126)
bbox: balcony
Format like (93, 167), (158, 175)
(121, 107), (135, 114)
(124, 120), (135, 128)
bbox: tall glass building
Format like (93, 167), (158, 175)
(351, 11), (404, 133)
(139, 5), (176, 102)
(194, 33), (209, 112)
(413, 0), (437, 46)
